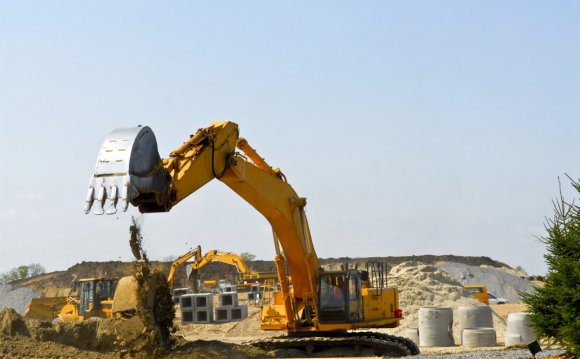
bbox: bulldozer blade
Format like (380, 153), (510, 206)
(24, 297), (68, 322)
(85, 126), (169, 215)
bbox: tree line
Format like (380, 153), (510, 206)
(0, 263), (46, 284)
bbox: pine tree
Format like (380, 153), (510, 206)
(522, 177), (580, 355)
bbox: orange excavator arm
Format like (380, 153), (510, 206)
(167, 245), (201, 288)
(85, 122), (319, 330)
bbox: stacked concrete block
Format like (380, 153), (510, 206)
(214, 291), (248, 322)
(180, 293), (214, 324)
(214, 305), (248, 322)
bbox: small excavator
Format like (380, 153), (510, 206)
(167, 245), (277, 291)
(85, 121), (419, 356)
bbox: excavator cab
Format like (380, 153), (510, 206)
(58, 278), (116, 321)
(317, 270), (363, 324)
(76, 278), (116, 318)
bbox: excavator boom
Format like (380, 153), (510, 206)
(86, 121), (418, 356)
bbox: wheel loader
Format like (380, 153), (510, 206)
(84, 121), (419, 356)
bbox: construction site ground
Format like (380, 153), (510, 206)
(0, 257), (568, 358)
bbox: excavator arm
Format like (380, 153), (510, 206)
(193, 249), (252, 274)
(86, 121), (320, 329)
(167, 245), (202, 288)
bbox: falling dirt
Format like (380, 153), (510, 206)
(129, 215), (144, 261)
(114, 216), (177, 356)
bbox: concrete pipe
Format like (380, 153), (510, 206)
(418, 307), (454, 347)
(458, 306), (493, 332)
(461, 327), (497, 347)
(505, 312), (536, 346)
(404, 327), (419, 346)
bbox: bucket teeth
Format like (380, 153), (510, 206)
(93, 186), (105, 215)
(105, 185), (118, 214)
(84, 187), (95, 214)
(120, 183), (129, 212)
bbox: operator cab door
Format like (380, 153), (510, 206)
(318, 272), (363, 324)
(79, 281), (94, 317)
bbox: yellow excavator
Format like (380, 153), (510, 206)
(167, 245), (277, 290)
(85, 121), (419, 356)
(25, 278), (116, 323)
(166, 246), (201, 289)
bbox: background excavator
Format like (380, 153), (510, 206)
(85, 121), (419, 356)
(167, 245), (278, 291)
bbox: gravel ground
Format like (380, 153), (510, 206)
(410, 348), (567, 359)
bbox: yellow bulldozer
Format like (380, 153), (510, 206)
(25, 278), (116, 323)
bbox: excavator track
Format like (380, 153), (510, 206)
(245, 331), (420, 357)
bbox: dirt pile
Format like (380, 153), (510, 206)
(1, 308), (30, 336)
(0, 307), (119, 351)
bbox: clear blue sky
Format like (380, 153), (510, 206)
(1, 2), (579, 276)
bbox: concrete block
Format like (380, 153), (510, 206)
(194, 309), (213, 323)
(193, 293), (213, 309)
(230, 305), (248, 321)
(219, 292), (239, 307)
(181, 310), (195, 324)
(180, 294), (195, 310)
(214, 307), (231, 322)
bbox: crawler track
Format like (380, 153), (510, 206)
(245, 331), (420, 357)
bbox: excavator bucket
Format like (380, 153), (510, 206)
(85, 126), (169, 215)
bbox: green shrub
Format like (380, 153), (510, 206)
(522, 177), (580, 355)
